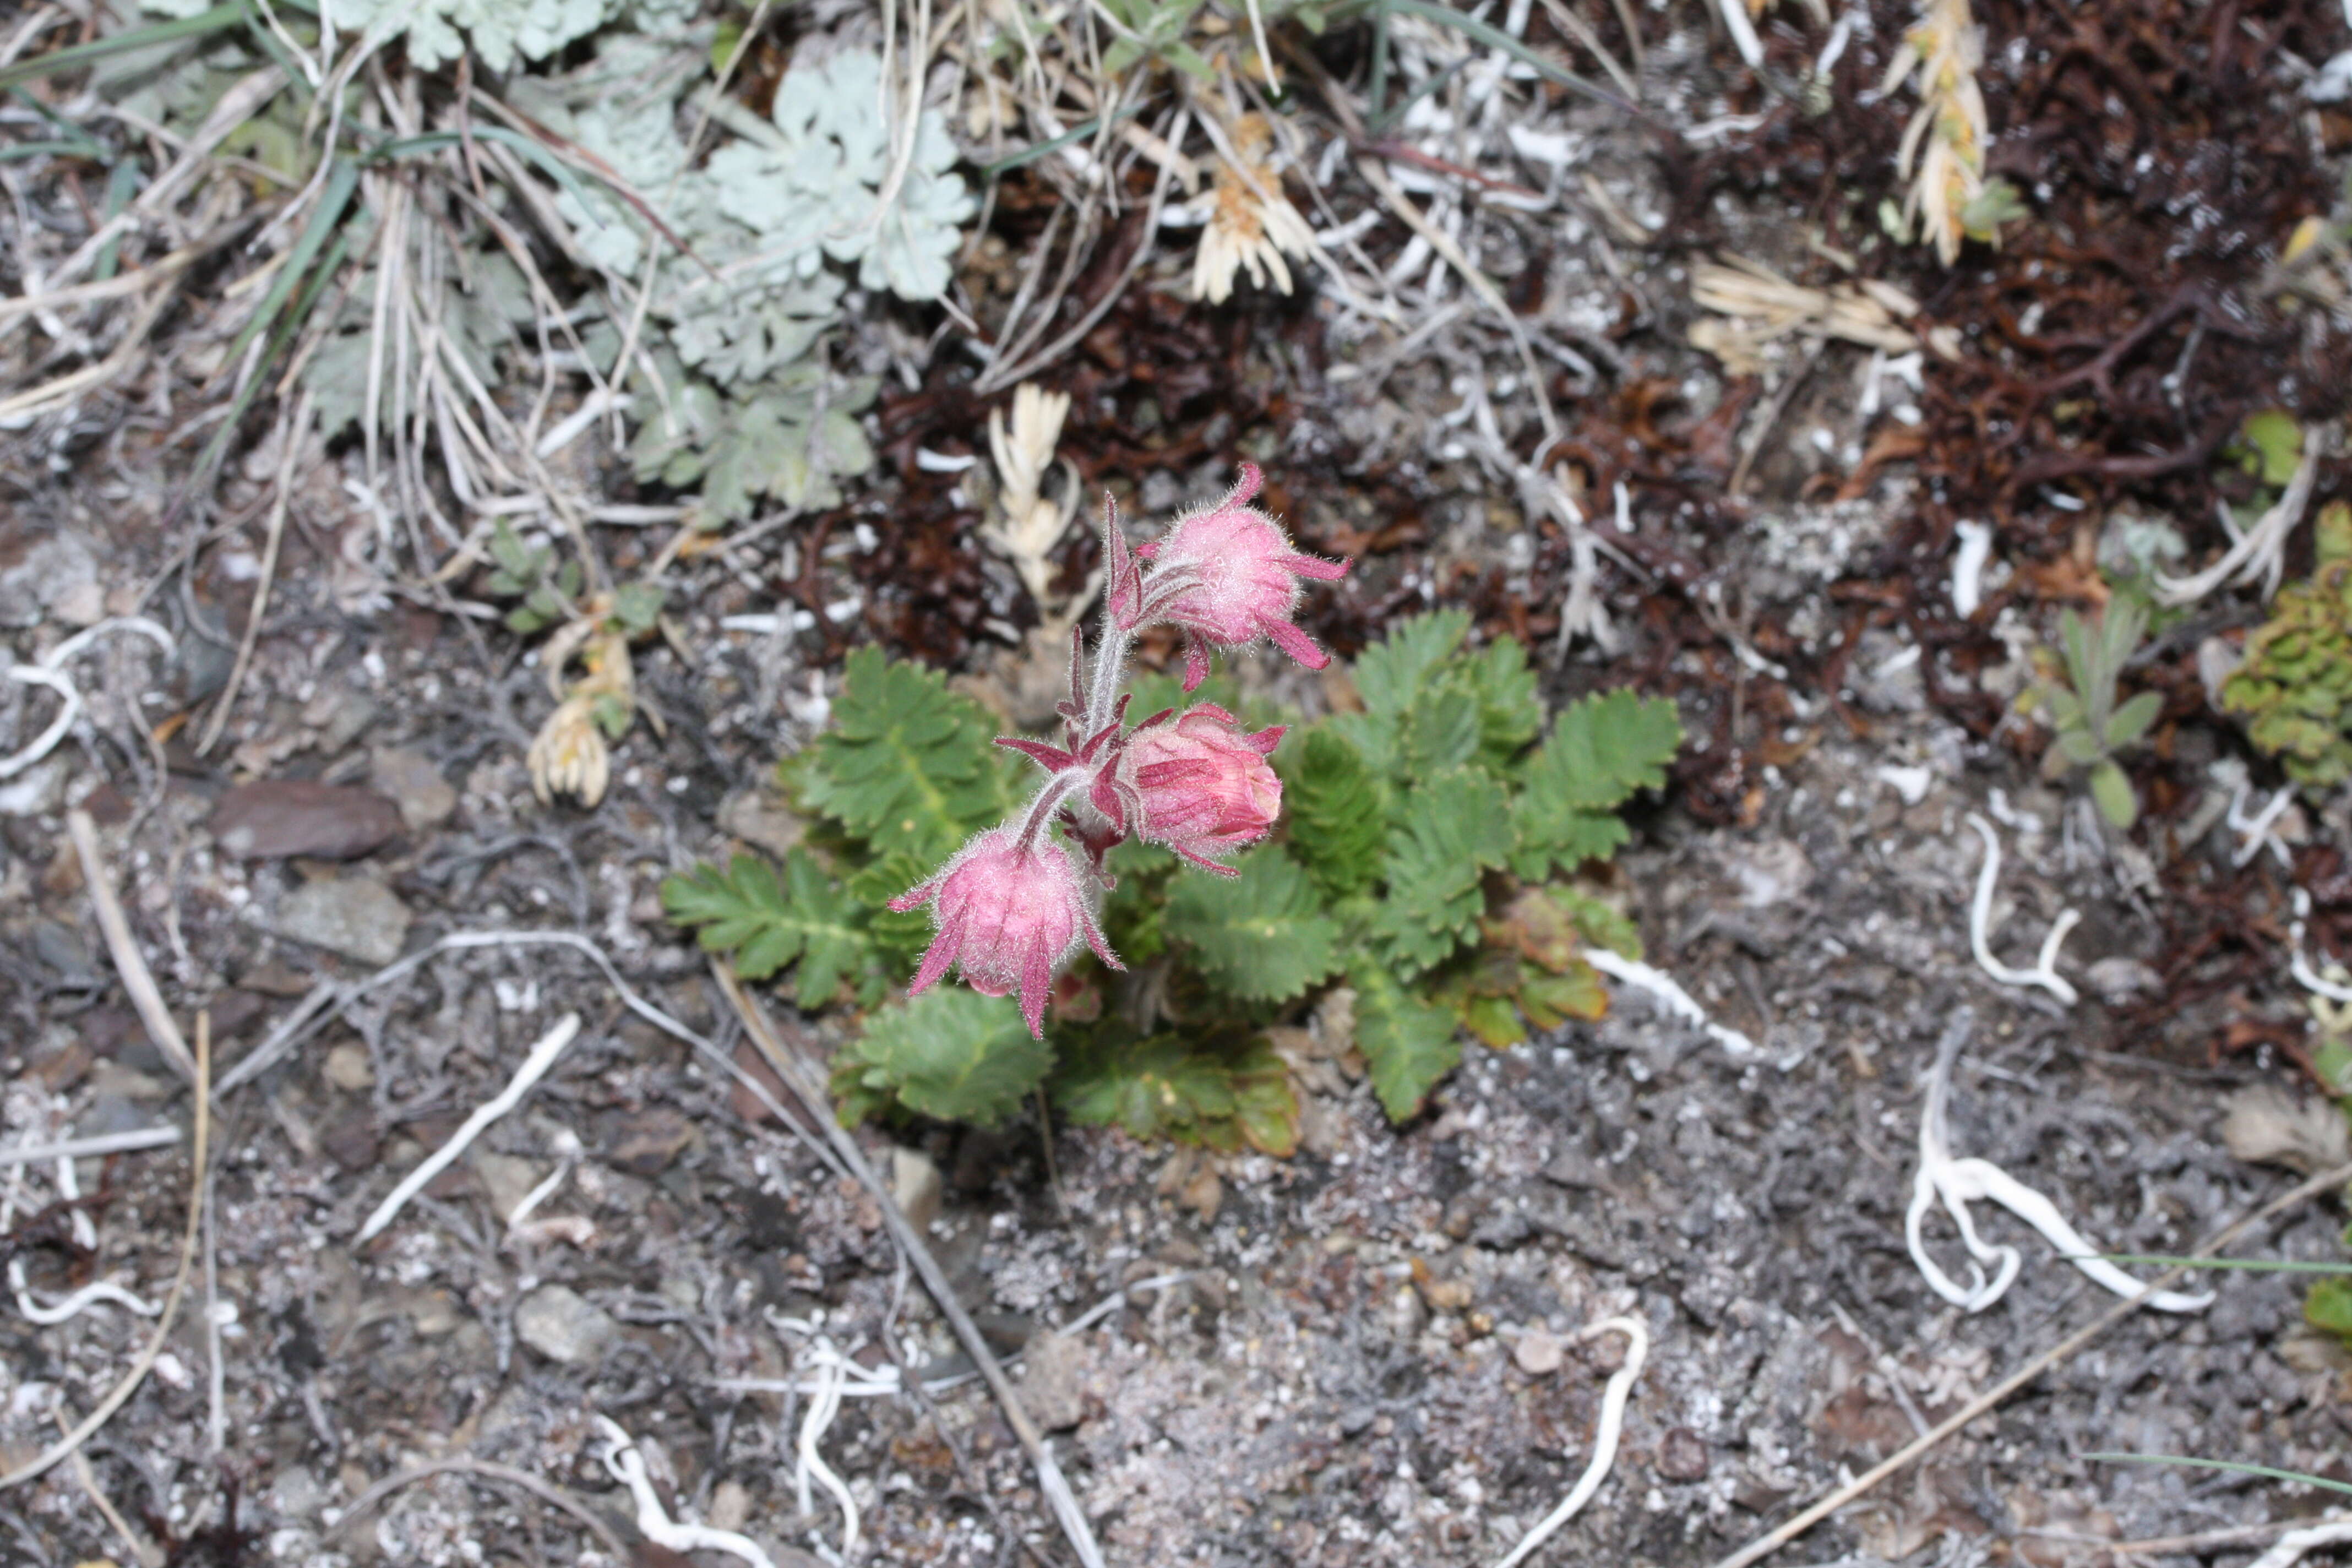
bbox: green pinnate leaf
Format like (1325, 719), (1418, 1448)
(1054, 1031), (1295, 1152)
(1281, 727), (1386, 898)
(1354, 609), (1471, 716)
(1351, 961), (1460, 1122)
(660, 851), (869, 1003)
(846, 850), (939, 982)
(2241, 408), (2305, 487)
(1058, 1032), (1235, 1138)
(1462, 636), (1542, 767)
(834, 988), (1048, 1126)
(1163, 850), (1343, 1003)
(2313, 1035), (2352, 1096)
(1375, 769), (1513, 977)
(1229, 1043), (1300, 1156)
(1518, 960), (1610, 1030)
(2223, 554), (2352, 794)
(1458, 993), (1526, 1048)
(1510, 689), (1681, 880)
(794, 646), (1025, 860)
(1401, 685), (1480, 777)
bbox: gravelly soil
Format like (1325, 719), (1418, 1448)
(7, 13), (2352, 1566)
(6, 571), (2351, 1568)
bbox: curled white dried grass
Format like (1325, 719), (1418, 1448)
(10, 1258), (161, 1325)
(1, 617), (175, 780)
(1908, 1014), (2212, 1314)
(1489, 1316), (1649, 1568)
(355, 1014), (581, 1243)
(1964, 813), (2078, 1006)
(596, 1415), (777, 1568)
(2154, 438), (2321, 606)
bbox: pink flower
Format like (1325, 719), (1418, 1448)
(889, 826), (1120, 1038)
(1124, 704), (1287, 873)
(1136, 463), (1349, 690)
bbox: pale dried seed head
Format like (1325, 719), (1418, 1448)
(1190, 117), (1316, 306)
(983, 383), (1078, 605)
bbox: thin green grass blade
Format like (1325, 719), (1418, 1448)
(2087, 1454), (2352, 1497)
(1366, 53), (1467, 134)
(0, 141), (106, 162)
(977, 104), (1148, 178)
(238, 19), (315, 105)
(217, 156), (356, 376)
(184, 225), (347, 497)
(1376, 0), (1636, 116)
(0, 3), (249, 92)
(366, 127), (600, 209)
(95, 160), (140, 281)
(2076, 1254), (2352, 1275)
(8, 86), (113, 159)
(187, 160), (356, 490)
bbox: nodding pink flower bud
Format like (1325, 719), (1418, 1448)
(1136, 464), (1349, 691)
(889, 826), (1121, 1038)
(1125, 704), (1288, 873)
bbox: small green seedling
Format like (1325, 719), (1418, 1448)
(2039, 599), (2162, 829)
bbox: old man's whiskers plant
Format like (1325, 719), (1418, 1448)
(667, 464), (1683, 1147)
(888, 461), (1345, 1036)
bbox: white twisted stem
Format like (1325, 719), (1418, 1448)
(596, 1416), (775, 1568)
(0, 617), (175, 780)
(2289, 888), (2352, 1004)
(1909, 1015), (2213, 1314)
(1490, 1316), (1649, 1568)
(2251, 1517), (2352, 1568)
(9, 1258), (160, 1324)
(355, 1014), (581, 1242)
(1964, 814), (2079, 1005)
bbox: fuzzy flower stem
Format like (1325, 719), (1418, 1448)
(1084, 618), (1135, 739)
(1013, 771), (1086, 853)
(1082, 567), (1207, 736)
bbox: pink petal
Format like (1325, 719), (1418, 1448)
(1018, 945), (1052, 1038)
(1080, 904), (1125, 971)
(1088, 770), (1121, 824)
(1243, 724), (1288, 756)
(996, 736), (1076, 771)
(1185, 702), (1239, 725)
(908, 929), (959, 994)
(886, 876), (941, 913)
(1181, 640), (1212, 692)
(1173, 845), (1243, 876)
(1280, 551), (1350, 581)
(1262, 618), (1330, 670)
(1135, 758), (1215, 787)
(1226, 462), (1265, 506)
